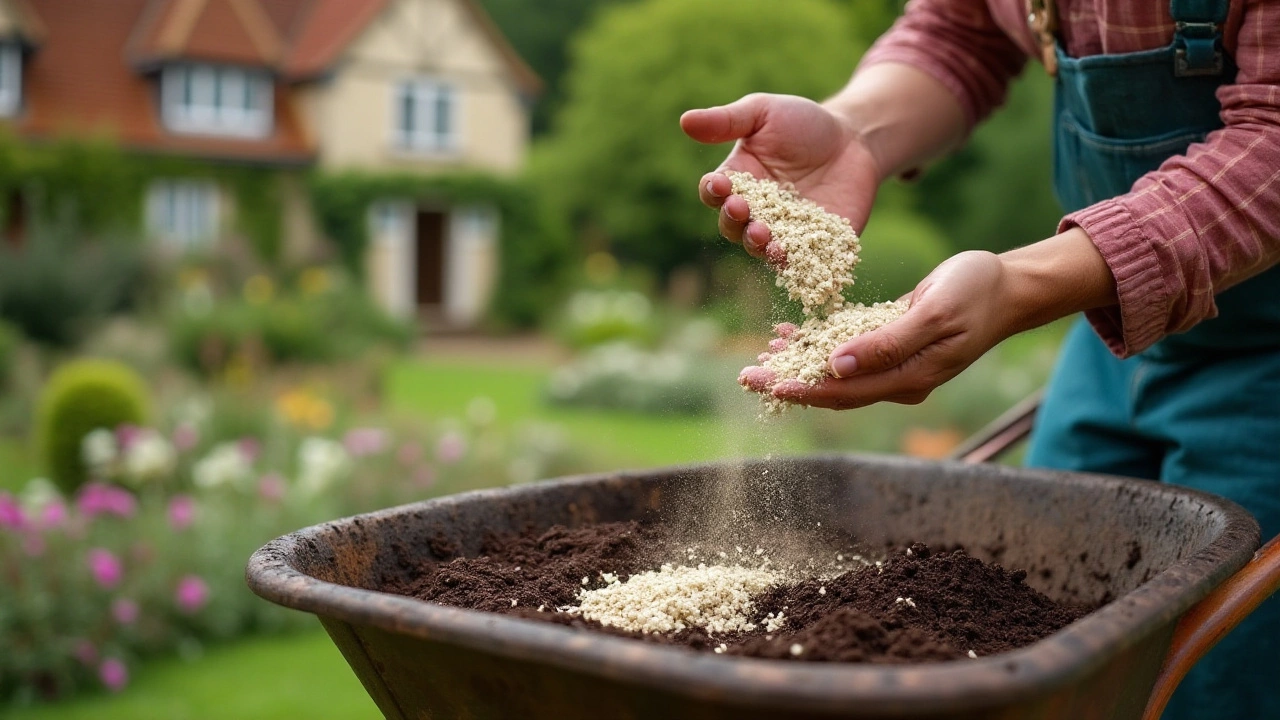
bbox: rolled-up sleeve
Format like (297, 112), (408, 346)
(858, 0), (1027, 131)
(1062, 0), (1280, 357)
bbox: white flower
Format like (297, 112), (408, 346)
(21, 477), (62, 511)
(296, 437), (351, 497)
(192, 443), (252, 490)
(122, 429), (177, 485)
(81, 429), (118, 476)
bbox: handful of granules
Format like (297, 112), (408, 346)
(727, 172), (860, 316)
(726, 173), (908, 413)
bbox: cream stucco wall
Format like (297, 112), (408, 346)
(306, 0), (530, 176)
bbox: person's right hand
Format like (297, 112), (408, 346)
(680, 93), (882, 263)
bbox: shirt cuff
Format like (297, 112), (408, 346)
(1059, 200), (1174, 358)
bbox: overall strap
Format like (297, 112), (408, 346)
(1171, 0), (1229, 76)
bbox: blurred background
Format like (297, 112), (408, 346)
(0, 0), (1069, 717)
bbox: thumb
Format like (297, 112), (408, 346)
(827, 304), (935, 378)
(680, 94), (768, 145)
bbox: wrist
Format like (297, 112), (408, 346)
(997, 227), (1119, 334)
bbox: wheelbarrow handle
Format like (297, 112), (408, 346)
(1141, 532), (1280, 720)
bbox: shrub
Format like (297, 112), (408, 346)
(553, 289), (661, 349)
(35, 359), (149, 493)
(0, 233), (149, 348)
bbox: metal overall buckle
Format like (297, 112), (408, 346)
(1026, 0), (1059, 76)
(1174, 21), (1225, 77)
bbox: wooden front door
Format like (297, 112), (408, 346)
(415, 210), (446, 308)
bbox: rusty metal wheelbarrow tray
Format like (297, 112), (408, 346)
(247, 455), (1273, 720)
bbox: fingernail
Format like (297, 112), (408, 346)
(830, 355), (857, 379)
(706, 180), (724, 198)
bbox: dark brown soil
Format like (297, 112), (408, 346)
(389, 522), (1090, 664)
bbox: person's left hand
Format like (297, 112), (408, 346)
(740, 251), (1016, 409)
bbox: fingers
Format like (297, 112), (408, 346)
(828, 304), (947, 379)
(699, 172), (731, 208)
(738, 366), (776, 393)
(680, 95), (767, 145)
(717, 195), (750, 244)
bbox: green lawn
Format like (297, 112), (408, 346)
(384, 357), (815, 467)
(8, 630), (376, 720)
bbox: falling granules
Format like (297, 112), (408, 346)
(757, 300), (909, 414)
(727, 172), (861, 316)
(569, 563), (783, 635)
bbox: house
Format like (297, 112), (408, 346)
(0, 0), (541, 326)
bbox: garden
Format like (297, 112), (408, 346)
(0, 0), (1076, 717)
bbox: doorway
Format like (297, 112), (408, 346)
(414, 210), (446, 310)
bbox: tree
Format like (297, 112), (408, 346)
(536, 0), (863, 279)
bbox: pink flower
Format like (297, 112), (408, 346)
(237, 437), (261, 464)
(172, 423), (199, 452)
(414, 466), (436, 489)
(397, 441), (422, 467)
(257, 473), (286, 503)
(75, 483), (137, 520)
(167, 495), (196, 531)
(115, 424), (142, 452)
(436, 432), (467, 464)
(343, 428), (389, 457)
(112, 598), (139, 625)
(73, 640), (98, 666)
(175, 575), (209, 613)
(99, 657), (128, 692)
(39, 500), (67, 529)
(87, 548), (123, 589)
(0, 492), (26, 530)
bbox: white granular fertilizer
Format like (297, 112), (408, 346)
(570, 563), (782, 635)
(758, 300), (909, 414)
(727, 172), (860, 316)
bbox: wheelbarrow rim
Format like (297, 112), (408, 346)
(246, 456), (1260, 715)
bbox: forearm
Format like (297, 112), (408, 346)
(998, 228), (1119, 335)
(823, 62), (968, 182)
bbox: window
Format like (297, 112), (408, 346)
(0, 45), (21, 116)
(393, 79), (458, 153)
(161, 65), (272, 137)
(146, 180), (220, 251)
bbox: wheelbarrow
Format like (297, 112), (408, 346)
(247, 439), (1280, 719)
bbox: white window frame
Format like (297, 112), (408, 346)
(392, 78), (459, 154)
(145, 180), (221, 252)
(160, 64), (273, 138)
(0, 44), (22, 117)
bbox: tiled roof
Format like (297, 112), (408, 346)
(7, 0), (540, 164)
(16, 0), (311, 164)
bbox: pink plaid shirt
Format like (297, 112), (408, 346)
(861, 0), (1280, 357)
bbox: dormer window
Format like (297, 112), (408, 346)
(0, 44), (21, 117)
(161, 64), (272, 138)
(393, 78), (458, 153)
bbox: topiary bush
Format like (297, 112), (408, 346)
(35, 359), (149, 493)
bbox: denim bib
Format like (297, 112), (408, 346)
(1052, 0), (1280, 355)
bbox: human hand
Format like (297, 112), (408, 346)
(680, 94), (882, 263)
(740, 251), (1015, 409)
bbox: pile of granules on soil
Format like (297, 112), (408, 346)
(392, 522), (1091, 664)
(758, 300), (910, 414)
(727, 171), (860, 316)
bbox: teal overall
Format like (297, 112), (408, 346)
(1025, 0), (1280, 716)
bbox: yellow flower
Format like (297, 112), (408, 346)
(243, 275), (275, 305)
(178, 267), (209, 290)
(275, 389), (334, 430)
(298, 268), (332, 297)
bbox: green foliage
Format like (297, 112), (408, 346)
(0, 231), (150, 348)
(308, 172), (575, 329)
(477, 0), (637, 135)
(553, 288), (660, 349)
(915, 71), (1061, 253)
(35, 359), (149, 492)
(0, 320), (19, 388)
(167, 276), (413, 376)
(537, 0), (861, 278)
